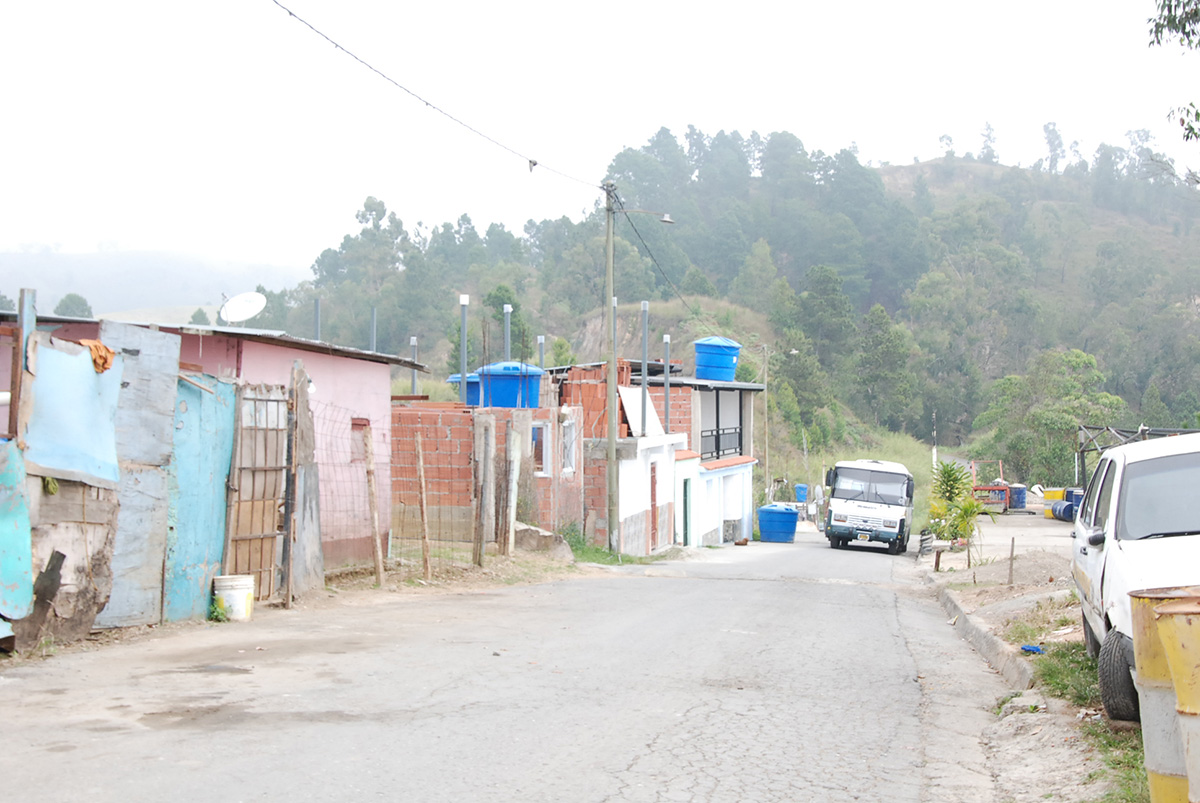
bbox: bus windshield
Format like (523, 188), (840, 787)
(831, 468), (910, 507)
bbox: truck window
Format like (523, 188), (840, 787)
(1079, 459), (1109, 526)
(1116, 451), (1200, 540)
(830, 468), (909, 506)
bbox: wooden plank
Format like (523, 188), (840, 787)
(364, 423), (385, 585)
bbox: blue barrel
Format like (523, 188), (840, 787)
(1010, 484), (1027, 509)
(694, 336), (741, 381)
(477, 361), (545, 408)
(1051, 500), (1075, 522)
(1066, 488), (1084, 509)
(757, 503), (799, 543)
(794, 484), (808, 503)
(446, 372), (480, 406)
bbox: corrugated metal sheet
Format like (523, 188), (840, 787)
(165, 375), (235, 621)
(93, 324), (181, 628)
(93, 466), (169, 627)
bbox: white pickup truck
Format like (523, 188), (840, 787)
(1071, 432), (1200, 722)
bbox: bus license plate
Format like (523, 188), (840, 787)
(856, 532), (871, 541)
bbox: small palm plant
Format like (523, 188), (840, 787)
(928, 461), (994, 564)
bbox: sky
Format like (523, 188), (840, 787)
(2, 0), (1197, 295)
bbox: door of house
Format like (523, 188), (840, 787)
(223, 384), (289, 600)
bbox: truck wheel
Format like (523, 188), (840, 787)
(888, 538), (901, 555)
(1098, 629), (1140, 722)
(899, 525), (909, 554)
(1082, 615), (1100, 659)
(828, 537), (838, 549)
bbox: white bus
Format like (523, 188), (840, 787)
(823, 459), (915, 555)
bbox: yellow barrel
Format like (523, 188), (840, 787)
(1043, 487), (1065, 501)
(1132, 587), (1200, 802)
(1155, 598), (1200, 803)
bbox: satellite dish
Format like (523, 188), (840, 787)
(218, 291), (266, 324)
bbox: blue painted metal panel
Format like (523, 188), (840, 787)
(0, 440), (33, 622)
(22, 333), (123, 488)
(165, 376), (235, 621)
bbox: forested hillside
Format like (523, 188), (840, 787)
(252, 124), (1200, 486)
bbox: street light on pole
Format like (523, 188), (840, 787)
(603, 180), (674, 552)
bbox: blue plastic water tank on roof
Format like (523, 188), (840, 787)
(446, 372), (481, 406)
(694, 336), (741, 381)
(477, 361), (545, 408)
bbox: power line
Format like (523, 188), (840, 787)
(613, 193), (704, 322)
(270, 0), (598, 190)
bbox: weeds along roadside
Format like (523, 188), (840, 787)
(1000, 594), (1149, 803)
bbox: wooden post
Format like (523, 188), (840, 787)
(282, 362), (300, 608)
(472, 415), (494, 568)
(480, 415), (496, 559)
(1007, 536), (1015, 586)
(221, 385), (245, 576)
(505, 420), (520, 554)
(363, 422), (385, 586)
(415, 432), (432, 581)
(934, 549), (941, 573)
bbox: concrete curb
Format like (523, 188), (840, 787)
(934, 582), (1034, 691)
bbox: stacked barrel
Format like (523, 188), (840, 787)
(1131, 586), (1200, 801)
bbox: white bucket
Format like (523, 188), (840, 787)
(213, 574), (255, 622)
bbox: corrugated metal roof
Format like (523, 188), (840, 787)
(0, 312), (428, 371)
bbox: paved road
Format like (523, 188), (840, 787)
(2, 529), (1012, 802)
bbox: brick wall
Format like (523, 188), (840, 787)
(390, 402), (585, 544)
(648, 385), (693, 447)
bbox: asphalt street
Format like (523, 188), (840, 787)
(1, 528), (1013, 802)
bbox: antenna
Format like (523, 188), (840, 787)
(218, 291), (267, 325)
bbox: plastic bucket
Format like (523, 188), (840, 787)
(213, 574), (255, 621)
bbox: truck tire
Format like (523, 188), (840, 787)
(828, 537), (839, 549)
(1098, 629), (1140, 722)
(888, 538), (901, 555)
(899, 524), (909, 554)
(1082, 614), (1100, 659)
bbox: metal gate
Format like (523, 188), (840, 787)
(223, 384), (289, 600)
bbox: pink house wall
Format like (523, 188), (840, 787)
(179, 334), (394, 567)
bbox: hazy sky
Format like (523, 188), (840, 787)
(3, 0), (1196, 289)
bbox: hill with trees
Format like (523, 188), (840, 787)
(206, 124), (1200, 487)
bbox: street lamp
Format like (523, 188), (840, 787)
(603, 180), (674, 552)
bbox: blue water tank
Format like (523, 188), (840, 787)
(757, 503), (799, 543)
(1010, 484), (1027, 509)
(477, 361), (545, 408)
(694, 336), (741, 381)
(794, 484), (808, 503)
(446, 372), (481, 406)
